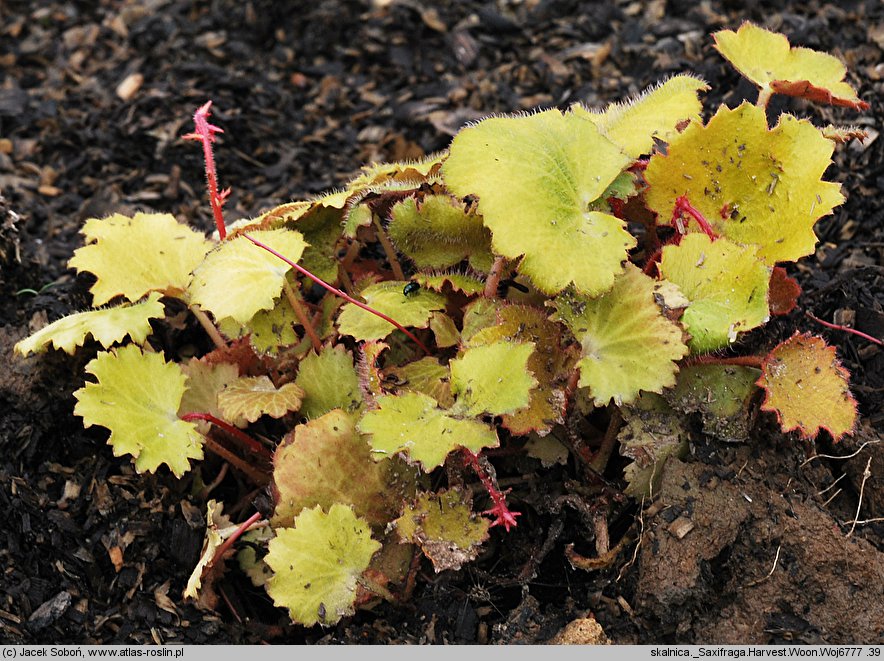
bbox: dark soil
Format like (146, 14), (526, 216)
(1, 0), (882, 645)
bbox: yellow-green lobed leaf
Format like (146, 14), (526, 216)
(178, 359), (239, 432)
(265, 505), (381, 627)
(572, 74), (708, 158)
(664, 364), (760, 442)
(383, 357), (455, 408)
(14, 292), (164, 356)
(236, 202), (341, 285)
(294, 344), (363, 419)
(429, 312), (460, 348)
(449, 340), (537, 417)
(467, 304), (575, 436)
(347, 152), (446, 190)
(310, 188), (351, 210)
(217, 297), (299, 355)
(68, 213), (213, 306)
(413, 271), (486, 296)
(388, 195), (493, 270)
(357, 392), (498, 471)
(283, 205), (343, 284)
(713, 22), (868, 110)
(342, 203), (374, 239)
(336, 281), (446, 342)
(552, 264), (689, 406)
(188, 229), (307, 325)
(460, 298), (506, 345)
(644, 102), (844, 265)
(659, 234), (770, 353)
(228, 201), (311, 236)
(394, 489), (489, 573)
(272, 409), (415, 529)
(757, 333), (856, 441)
(73, 345), (203, 477)
(217, 375), (304, 424)
(236, 527), (274, 589)
(443, 109), (635, 295)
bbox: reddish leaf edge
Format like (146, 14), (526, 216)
(756, 331), (858, 442)
(768, 79), (870, 111)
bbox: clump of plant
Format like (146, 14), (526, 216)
(15, 22), (874, 627)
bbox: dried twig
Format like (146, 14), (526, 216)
(800, 440), (880, 467)
(190, 305), (227, 349)
(617, 497), (646, 582)
(373, 216), (406, 281)
(566, 534), (634, 571)
(845, 457), (872, 537)
(282, 280), (322, 353)
(590, 408), (623, 474)
(816, 472), (845, 496)
(744, 544), (781, 588)
(821, 488), (843, 508)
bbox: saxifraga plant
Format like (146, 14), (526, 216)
(15, 22), (876, 627)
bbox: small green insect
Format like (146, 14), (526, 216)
(403, 281), (421, 296)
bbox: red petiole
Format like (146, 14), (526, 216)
(672, 195), (717, 239)
(642, 195), (717, 274)
(184, 101), (430, 356)
(210, 510), (263, 569)
(805, 311), (883, 346)
(461, 449), (521, 532)
(184, 101), (230, 241)
(242, 233), (431, 355)
(681, 354), (764, 369)
(181, 412), (272, 461)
